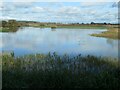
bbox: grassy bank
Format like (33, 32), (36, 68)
(45, 25), (106, 29)
(34, 24), (107, 29)
(1, 25), (119, 39)
(57, 25), (106, 29)
(0, 25), (107, 32)
(91, 27), (119, 39)
(0, 27), (18, 32)
(0, 27), (10, 32)
(2, 53), (119, 88)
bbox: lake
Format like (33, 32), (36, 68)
(0, 27), (119, 58)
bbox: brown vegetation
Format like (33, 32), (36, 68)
(91, 27), (119, 39)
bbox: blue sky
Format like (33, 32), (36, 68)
(0, 2), (118, 23)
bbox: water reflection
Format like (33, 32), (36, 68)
(0, 27), (118, 58)
(51, 28), (56, 31)
(106, 38), (118, 48)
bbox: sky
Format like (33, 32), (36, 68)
(0, 1), (119, 23)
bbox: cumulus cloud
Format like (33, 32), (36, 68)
(13, 2), (33, 8)
(1, 3), (15, 11)
(0, 2), (3, 11)
(9, 0), (37, 2)
(58, 6), (81, 14)
(32, 6), (46, 13)
(1, 2), (118, 23)
(0, 16), (17, 20)
(80, 2), (112, 7)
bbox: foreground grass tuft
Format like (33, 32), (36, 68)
(2, 53), (120, 88)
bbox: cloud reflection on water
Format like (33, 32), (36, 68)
(0, 27), (118, 57)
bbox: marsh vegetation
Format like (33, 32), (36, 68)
(91, 27), (119, 39)
(1, 20), (119, 39)
(1, 20), (119, 88)
(2, 53), (119, 88)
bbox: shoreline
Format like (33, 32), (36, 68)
(0, 20), (119, 39)
(1, 26), (119, 39)
(91, 27), (119, 39)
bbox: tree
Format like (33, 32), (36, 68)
(104, 22), (107, 25)
(91, 22), (95, 24)
(8, 20), (17, 27)
(2, 20), (7, 27)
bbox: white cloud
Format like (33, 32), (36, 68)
(0, 16), (17, 20)
(1, 3), (15, 12)
(0, 2), (118, 23)
(13, 2), (33, 8)
(58, 6), (81, 14)
(32, 6), (45, 13)
(80, 2), (108, 7)
(11, 0), (37, 2)
(0, 2), (3, 8)
(0, 3), (3, 11)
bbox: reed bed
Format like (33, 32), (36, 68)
(2, 53), (119, 88)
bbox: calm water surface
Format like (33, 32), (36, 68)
(0, 27), (119, 58)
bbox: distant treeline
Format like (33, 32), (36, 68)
(0, 20), (21, 32)
(17, 20), (119, 25)
(0, 19), (119, 29)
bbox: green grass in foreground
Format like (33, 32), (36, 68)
(2, 53), (119, 88)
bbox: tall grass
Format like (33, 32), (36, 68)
(91, 27), (119, 39)
(2, 53), (119, 88)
